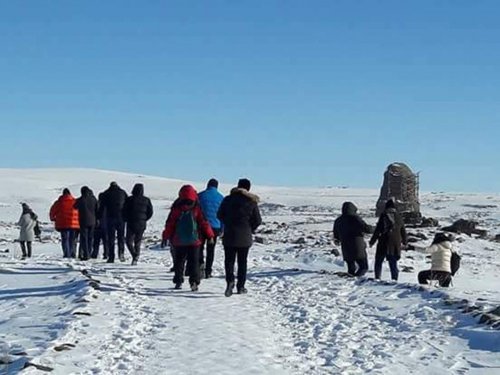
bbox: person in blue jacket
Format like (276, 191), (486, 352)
(198, 178), (224, 278)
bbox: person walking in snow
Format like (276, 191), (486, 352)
(333, 202), (372, 277)
(98, 182), (128, 263)
(92, 191), (109, 259)
(218, 179), (262, 297)
(50, 188), (80, 258)
(74, 186), (98, 261)
(369, 199), (407, 281)
(18, 203), (38, 259)
(123, 183), (154, 265)
(198, 178), (224, 278)
(418, 233), (454, 288)
(162, 185), (214, 291)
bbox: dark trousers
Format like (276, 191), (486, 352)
(61, 229), (77, 258)
(79, 226), (94, 260)
(201, 229), (221, 275)
(173, 246), (201, 285)
(418, 270), (452, 287)
(20, 241), (32, 258)
(126, 227), (145, 260)
(375, 255), (399, 281)
(170, 247), (176, 267)
(346, 259), (368, 277)
(107, 218), (125, 262)
(225, 247), (250, 289)
(92, 225), (109, 259)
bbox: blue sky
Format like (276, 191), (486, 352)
(0, 1), (498, 192)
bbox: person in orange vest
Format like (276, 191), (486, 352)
(50, 188), (80, 258)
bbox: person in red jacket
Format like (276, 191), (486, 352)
(162, 185), (214, 291)
(50, 188), (80, 258)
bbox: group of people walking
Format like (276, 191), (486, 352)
(43, 178), (261, 296)
(48, 183), (154, 264)
(333, 200), (458, 287)
(17, 178), (457, 294)
(160, 178), (261, 295)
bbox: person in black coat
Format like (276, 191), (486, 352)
(92, 192), (109, 259)
(123, 183), (154, 265)
(333, 202), (372, 277)
(98, 182), (128, 263)
(369, 200), (408, 281)
(218, 178), (262, 297)
(74, 186), (98, 261)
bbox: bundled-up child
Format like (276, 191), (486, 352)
(18, 203), (38, 259)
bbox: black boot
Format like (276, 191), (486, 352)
(225, 281), (235, 297)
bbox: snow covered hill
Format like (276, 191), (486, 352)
(0, 169), (499, 374)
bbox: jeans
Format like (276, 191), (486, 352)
(374, 255), (399, 281)
(61, 229), (77, 258)
(225, 247), (250, 289)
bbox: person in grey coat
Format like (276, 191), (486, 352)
(18, 203), (38, 259)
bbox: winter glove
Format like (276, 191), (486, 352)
(207, 238), (215, 246)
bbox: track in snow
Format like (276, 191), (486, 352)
(18, 244), (500, 375)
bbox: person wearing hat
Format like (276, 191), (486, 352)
(418, 233), (454, 287)
(17, 203), (38, 259)
(198, 178), (224, 278)
(98, 182), (128, 263)
(369, 199), (407, 281)
(218, 178), (262, 297)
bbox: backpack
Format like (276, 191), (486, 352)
(34, 222), (41, 238)
(450, 252), (461, 276)
(175, 209), (199, 246)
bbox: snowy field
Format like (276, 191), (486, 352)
(0, 168), (499, 374)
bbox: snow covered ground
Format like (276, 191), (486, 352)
(0, 168), (499, 374)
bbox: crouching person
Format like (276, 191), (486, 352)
(333, 202), (372, 277)
(162, 185), (214, 291)
(418, 233), (454, 288)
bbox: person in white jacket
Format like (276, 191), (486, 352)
(18, 203), (38, 259)
(418, 232), (454, 287)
